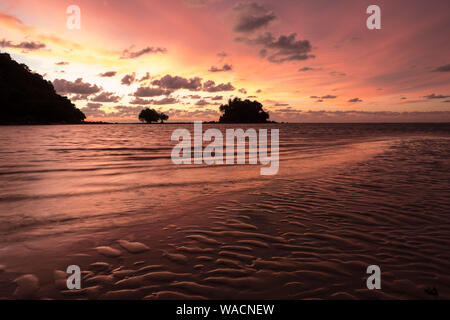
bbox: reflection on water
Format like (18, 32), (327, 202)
(0, 123), (448, 241)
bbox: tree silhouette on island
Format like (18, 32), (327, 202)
(138, 98), (272, 124)
(0, 53), (86, 124)
(139, 108), (169, 123)
(218, 98), (271, 123)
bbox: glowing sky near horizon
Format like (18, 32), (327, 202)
(0, 0), (449, 122)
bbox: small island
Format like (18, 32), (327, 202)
(218, 98), (272, 123)
(139, 108), (169, 123)
(0, 53), (86, 125)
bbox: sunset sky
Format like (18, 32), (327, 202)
(1, 0), (449, 122)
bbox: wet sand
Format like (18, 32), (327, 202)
(1, 134), (449, 300)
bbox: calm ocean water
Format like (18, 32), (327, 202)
(0, 123), (449, 243)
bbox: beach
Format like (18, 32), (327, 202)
(0, 123), (449, 299)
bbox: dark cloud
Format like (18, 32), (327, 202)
(236, 32), (314, 63)
(87, 103), (102, 108)
(208, 64), (233, 72)
(299, 67), (321, 72)
(139, 72), (151, 82)
(152, 75), (202, 91)
(203, 80), (235, 92)
(348, 98), (363, 103)
(99, 71), (117, 77)
(53, 78), (101, 95)
(211, 95), (223, 101)
(55, 61), (69, 66)
(81, 103), (105, 117)
(235, 12), (276, 33)
(70, 94), (90, 101)
(321, 95), (337, 99)
(238, 88), (247, 94)
(424, 93), (450, 99)
(121, 73), (136, 86)
(130, 97), (152, 105)
(150, 75), (235, 94)
(0, 39), (46, 51)
(432, 64), (450, 72)
(233, 2), (276, 33)
(217, 52), (228, 58)
(195, 99), (209, 106)
(91, 92), (121, 103)
(134, 86), (171, 97)
(121, 46), (167, 59)
(274, 103), (289, 106)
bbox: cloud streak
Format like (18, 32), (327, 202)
(233, 2), (276, 33)
(432, 64), (450, 72)
(121, 46), (167, 59)
(208, 64), (233, 72)
(0, 39), (46, 51)
(99, 71), (117, 77)
(424, 93), (450, 99)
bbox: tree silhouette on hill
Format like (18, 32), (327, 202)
(139, 108), (169, 123)
(0, 52), (86, 124)
(219, 98), (270, 123)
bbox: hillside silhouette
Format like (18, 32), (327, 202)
(0, 53), (85, 124)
